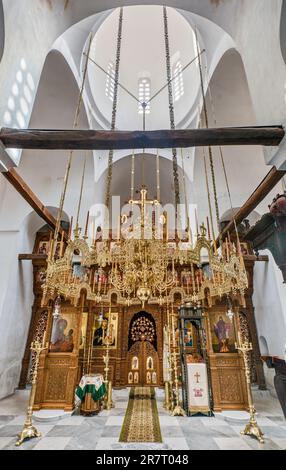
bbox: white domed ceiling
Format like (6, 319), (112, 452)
(87, 6), (200, 131)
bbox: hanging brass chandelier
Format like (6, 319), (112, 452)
(41, 7), (248, 310)
(41, 184), (248, 309)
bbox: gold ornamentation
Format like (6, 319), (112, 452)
(16, 338), (47, 446)
(41, 189), (248, 310)
(170, 308), (185, 417)
(235, 334), (264, 444)
(28, 310), (48, 383)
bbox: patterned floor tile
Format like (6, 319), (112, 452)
(33, 437), (72, 450)
(214, 437), (252, 450)
(0, 437), (15, 449)
(105, 416), (125, 426)
(95, 437), (120, 450)
(271, 438), (286, 449)
(159, 416), (180, 427)
(0, 416), (15, 426)
(56, 416), (85, 426)
(101, 426), (122, 437)
(0, 388), (284, 450)
(0, 425), (22, 437)
(164, 437), (189, 450)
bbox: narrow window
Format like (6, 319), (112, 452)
(138, 78), (151, 114)
(105, 61), (115, 101)
(173, 60), (184, 102)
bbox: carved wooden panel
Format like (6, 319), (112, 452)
(45, 367), (68, 401)
(209, 353), (248, 411)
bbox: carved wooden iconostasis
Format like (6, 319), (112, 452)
(19, 227), (265, 412)
(205, 302), (248, 411)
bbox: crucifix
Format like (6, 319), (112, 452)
(129, 188), (159, 230)
(194, 372), (200, 384)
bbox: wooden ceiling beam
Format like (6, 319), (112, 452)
(0, 126), (284, 150)
(2, 168), (68, 240)
(18, 254), (48, 261)
(217, 166), (286, 245)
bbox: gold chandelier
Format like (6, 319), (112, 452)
(41, 186), (248, 309)
(41, 16), (248, 310)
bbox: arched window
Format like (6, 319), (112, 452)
(105, 61), (115, 101)
(138, 78), (151, 114)
(173, 59), (184, 102)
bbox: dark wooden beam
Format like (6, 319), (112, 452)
(2, 168), (67, 240)
(217, 166), (286, 245)
(0, 126), (284, 150)
(243, 255), (269, 262)
(18, 254), (48, 261)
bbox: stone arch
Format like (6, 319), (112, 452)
(18, 49), (95, 227)
(193, 47), (268, 225)
(94, 152), (193, 223)
(259, 335), (270, 356)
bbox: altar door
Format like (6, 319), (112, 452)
(127, 340), (159, 386)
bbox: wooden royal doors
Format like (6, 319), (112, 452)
(127, 312), (159, 386)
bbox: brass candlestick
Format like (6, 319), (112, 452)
(16, 338), (47, 446)
(167, 309), (174, 411)
(103, 310), (114, 410)
(164, 381), (171, 410)
(170, 309), (185, 417)
(163, 322), (172, 410)
(236, 335), (264, 444)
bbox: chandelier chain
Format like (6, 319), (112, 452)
(163, 6), (180, 210)
(75, 154), (87, 233)
(105, 7), (124, 210)
(131, 149), (135, 201)
(208, 86), (242, 243)
(51, 33), (92, 259)
(156, 149), (160, 202)
(195, 27), (222, 245)
(180, 148), (190, 235)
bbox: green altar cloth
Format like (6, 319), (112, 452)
(75, 374), (106, 405)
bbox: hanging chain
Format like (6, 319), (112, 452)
(180, 148), (190, 235)
(156, 149), (161, 202)
(51, 33), (92, 259)
(105, 7), (124, 210)
(130, 149), (135, 200)
(203, 147), (217, 248)
(163, 6), (180, 210)
(195, 28), (222, 245)
(75, 154), (87, 233)
(208, 85), (242, 245)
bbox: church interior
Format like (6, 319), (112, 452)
(0, 0), (286, 452)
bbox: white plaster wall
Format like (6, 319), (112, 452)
(0, 0), (286, 399)
(253, 249), (286, 360)
(0, 214), (41, 399)
(1, 1), (286, 167)
(0, 50), (94, 398)
(193, 48), (276, 227)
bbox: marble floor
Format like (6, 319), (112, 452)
(0, 388), (285, 450)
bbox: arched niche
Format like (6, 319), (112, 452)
(94, 152), (193, 214)
(18, 50), (95, 225)
(193, 48), (270, 225)
(259, 336), (269, 357)
(128, 311), (157, 351)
